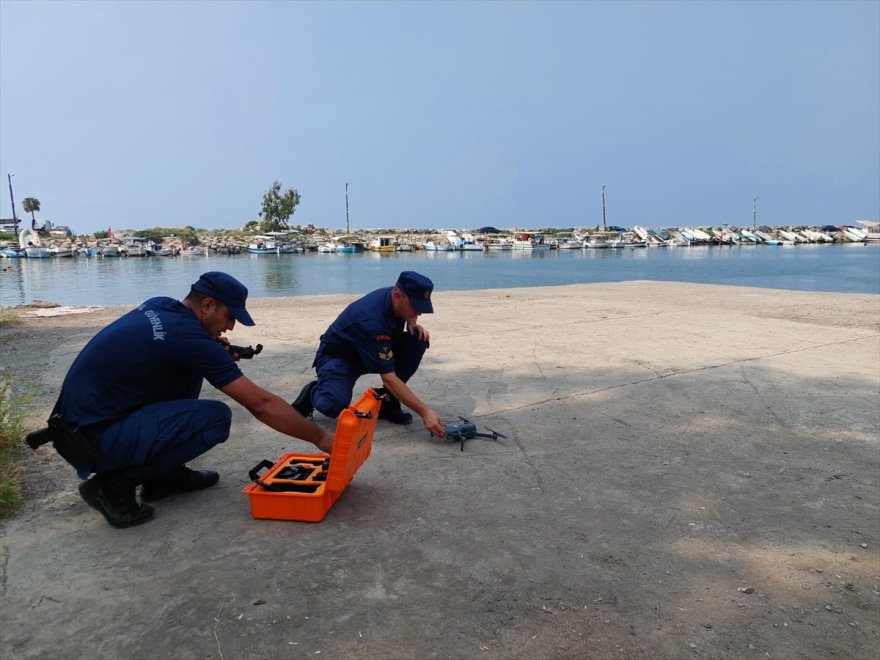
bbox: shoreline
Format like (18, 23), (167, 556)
(2, 281), (878, 658)
(8, 278), (880, 313)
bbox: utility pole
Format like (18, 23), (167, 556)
(345, 182), (350, 235)
(7, 173), (18, 235)
(601, 185), (607, 232)
(753, 195), (759, 232)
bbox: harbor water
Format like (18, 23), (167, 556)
(1, 243), (878, 308)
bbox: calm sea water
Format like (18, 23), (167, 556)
(1, 244), (878, 308)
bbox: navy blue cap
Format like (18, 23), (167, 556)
(191, 272), (255, 326)
(396, 271), (434, 314)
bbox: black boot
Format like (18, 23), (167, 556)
(375, 387), (413, 425)
(291, 380), (316, 418)
(79, 471), (155, 528)
(141, 465), (220, 501)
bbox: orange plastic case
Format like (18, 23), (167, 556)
(243, 388), (381, 522)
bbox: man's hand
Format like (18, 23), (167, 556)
(421, 408), (446, 438)
(216, 336), (240, 361)
(315, 429), (334, 454)
(407, 322), (430, 342)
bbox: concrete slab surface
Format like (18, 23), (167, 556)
(1, 282), (878, 658)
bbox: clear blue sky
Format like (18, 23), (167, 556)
(1, 0), (877, 234)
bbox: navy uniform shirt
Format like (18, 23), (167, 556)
(52, 297), (243, 432)
(320, 287), (403, 374)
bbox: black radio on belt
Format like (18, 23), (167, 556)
(227, 343), (263, 359)
(25, 414), (101, 466)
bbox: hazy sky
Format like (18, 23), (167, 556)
(1, 0), (877, 234)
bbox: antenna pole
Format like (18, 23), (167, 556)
(7, 173), (18, 235)
(601, 185), (607, 232)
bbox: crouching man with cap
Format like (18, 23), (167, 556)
(293, 271), (446, 439)
(50, 271), (333, 528)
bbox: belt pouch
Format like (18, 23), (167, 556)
(46, 414), (101, 466)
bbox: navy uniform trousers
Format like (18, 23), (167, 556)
(83, 400), (232, 482)
(311, 331), (428, 419)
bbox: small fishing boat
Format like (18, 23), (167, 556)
(180, 242), (208, 255)
(583, 237), (609, 249)
(121, 237), (147, 257)
(424, 240), (455, 251)
(485, 238), (513, 251)
(19, 229), (51, 258)
(842, 227), (868, 243)
(144, 240), (175, 256)
(512, 231), (552, 250)
(49, 245), (75, 258)
(369, 235), (397, 252)
(631, 226), (650, 241)
(445, 231), (483, 251)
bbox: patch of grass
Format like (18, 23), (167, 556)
(0, 311), (20, 330)
(0, 373), (26, 518)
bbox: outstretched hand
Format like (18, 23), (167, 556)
(422, 408), (446, 438)
(315, 429), (334, 454)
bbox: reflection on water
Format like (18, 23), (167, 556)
(1, 244), (877, 307)
(261, 255), (297, 293)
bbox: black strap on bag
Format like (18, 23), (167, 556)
(25, 414), (101, 466)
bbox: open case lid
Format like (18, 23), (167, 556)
(325, 387), (382, 491)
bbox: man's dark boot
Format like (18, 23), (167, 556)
(375, 387), (413, 425)
(79, 471), (155, 528)
(291, 380), (316, 418)
(141, 465), (220, 501)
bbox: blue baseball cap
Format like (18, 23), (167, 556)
(191, 272), (255, 326)
(396, 271), (434, 314)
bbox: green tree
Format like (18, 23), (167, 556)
(259, 180), (300, 232)
(22, 197), (40, 223)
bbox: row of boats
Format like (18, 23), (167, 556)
(639, 225), (876, 246)
(0, 231), (208, 259)
(3, 224), (876, 260)
(376, 226), (878, 252)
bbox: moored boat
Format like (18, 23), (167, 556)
(583, 236), (609, 249)
(424, 240), (455, 251)
(369, 235), (397, 252)
(512, 231), (552, 250)
(842, 227), (868, 243)
(485, 238), (512, 250)
(19, 228), (50, 257)
(49, 245), (75, 257)
(122, 237), (148, 257)
(247, 239), (279, 254)
(180, 242), (208, 255)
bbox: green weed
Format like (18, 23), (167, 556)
(0, 374), (26, 518)
(0, 311), (20, 330)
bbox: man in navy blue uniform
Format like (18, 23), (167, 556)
(293, 271), (446, 438)
(52, 272), (333, 528)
